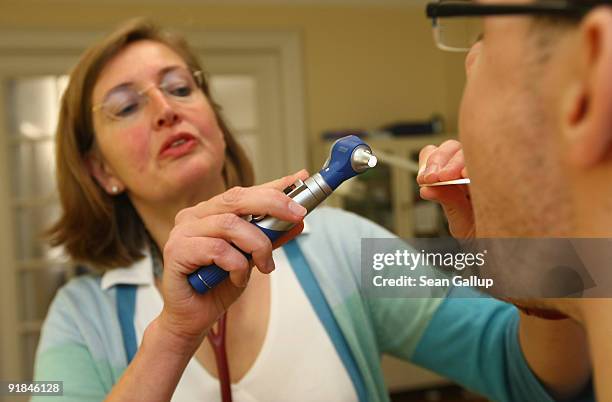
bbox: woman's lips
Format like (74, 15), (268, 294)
(159, 134), (198, 159)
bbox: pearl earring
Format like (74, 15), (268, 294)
(111, 185), (118, 194)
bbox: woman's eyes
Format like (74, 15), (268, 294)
(115, 102), (140, 117)
(168, 84), (193, 97)
(104, 75), (195, 118)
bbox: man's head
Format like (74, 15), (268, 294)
(451, 0), (612, 236)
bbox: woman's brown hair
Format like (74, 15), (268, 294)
(47, 18), (254, 270)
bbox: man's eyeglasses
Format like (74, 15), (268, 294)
(426, 0), (610, 52)
(92, 67), (204, 123)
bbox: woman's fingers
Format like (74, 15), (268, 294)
(162, 235), (250, 292)
(164, 231), (247, 273)
(178, 213), (277, 275)
(175, 170), (311, 227)
(258, 169), (310, 191)
(165, 171), (312, 295)
(165, 235), (254, 289)
(176, 185), (307, 225)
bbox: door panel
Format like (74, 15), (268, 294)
(205, 52), (286, 184)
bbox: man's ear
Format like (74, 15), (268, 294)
(85, 148), (125, 195)
(563, 7), (612, 168)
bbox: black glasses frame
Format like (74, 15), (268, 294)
(426, 0), (610, 19)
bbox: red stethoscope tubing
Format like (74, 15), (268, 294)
(204, 225), (302, 402)
(208, 312), (232, 402)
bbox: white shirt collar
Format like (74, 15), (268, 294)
(100, 220), (310, 290)
(101, 246), (155, 290)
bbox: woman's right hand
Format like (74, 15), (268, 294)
(417, 140), (475, 239)
(156, 170), (309, 351)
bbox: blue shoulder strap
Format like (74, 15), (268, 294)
(283, 240), (368, 402)
(116, 284), (138, 364)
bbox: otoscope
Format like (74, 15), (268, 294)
(188, 135), (377, 294)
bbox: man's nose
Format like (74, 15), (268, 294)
(149, 89), (180, 128)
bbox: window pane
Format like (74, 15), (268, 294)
(13, 203), (62, 261)
(5, 76), (66, 138)
(10, 140), (57, 199)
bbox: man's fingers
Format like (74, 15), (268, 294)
(419, 186), (470, 210)
(438, 149), (467, 182)
(420, 140), (463, 184)
(418, 145), (438, 182)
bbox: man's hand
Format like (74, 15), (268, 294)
(417, 140), (475, 238)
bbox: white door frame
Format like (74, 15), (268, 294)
(0, 29), (306, 384)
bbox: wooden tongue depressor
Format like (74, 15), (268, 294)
(420, 178), (471, 187)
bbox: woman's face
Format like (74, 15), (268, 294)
(89, 40), (226, 205)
